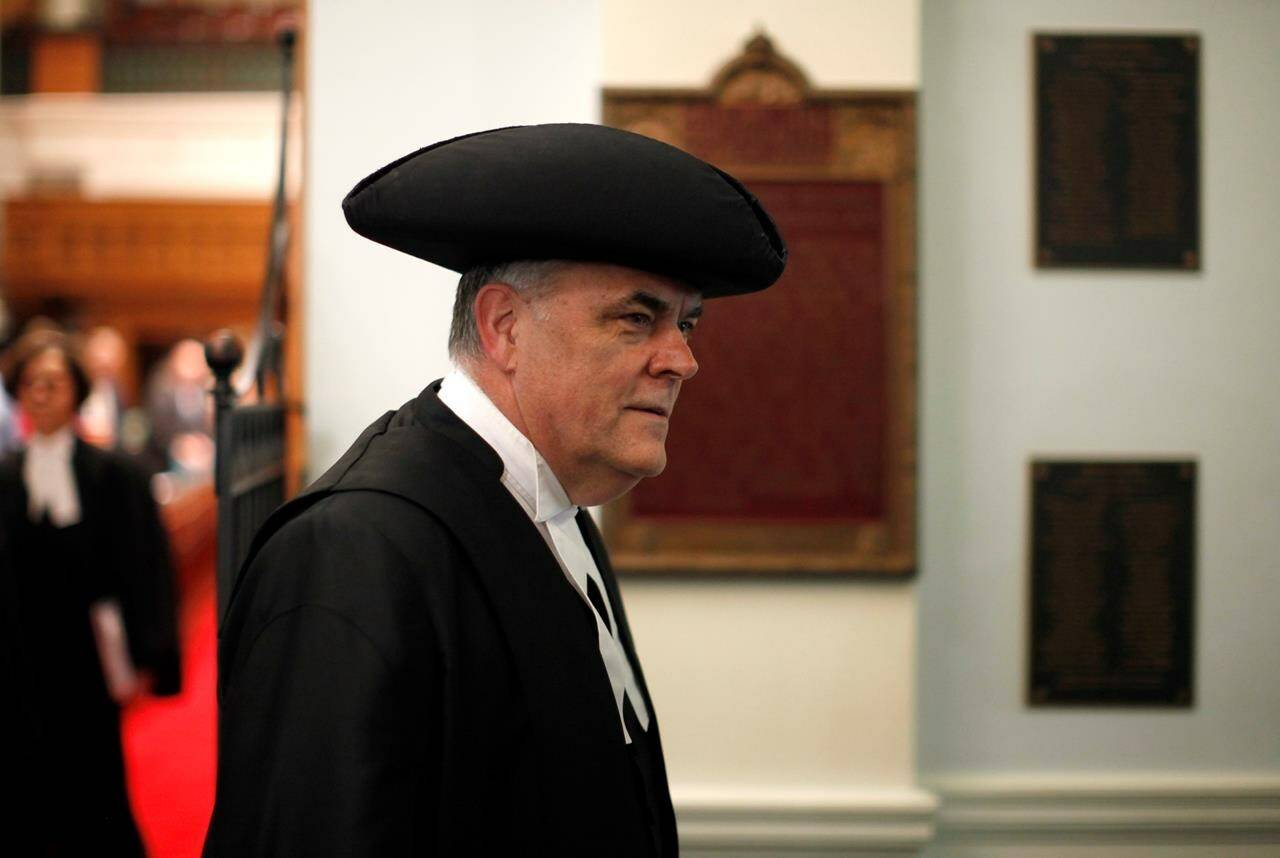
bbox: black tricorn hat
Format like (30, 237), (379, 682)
(341, 123), (787, 298)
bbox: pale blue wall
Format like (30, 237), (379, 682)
(918, 0), (1280, 775)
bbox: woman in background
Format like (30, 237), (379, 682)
(0, 329), (180, 856)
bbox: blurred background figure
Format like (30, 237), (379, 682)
(0, 300), (18, 454)
(145, 337), (215, 478)
(80, 325), (129, 450)
(0, 328), (181, 857)
(0, 379), (18, 454)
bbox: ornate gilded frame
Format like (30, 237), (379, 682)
(601, 35), (917, 576)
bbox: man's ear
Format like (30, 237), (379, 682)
(474, 283), (520, 371)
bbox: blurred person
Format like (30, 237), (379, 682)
(0, 303), (16, 454)
(0, 373), (17, 455)
(0, 329), (181, 857)
(79, 325), (130, 450)
(145, 337), (214, 476)
(2, 315), (61, 450)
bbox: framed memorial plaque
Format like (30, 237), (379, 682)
(1028, 460), (1196, 706)
(1035, 34), (1200, 269)
(602, 35), (916, 576)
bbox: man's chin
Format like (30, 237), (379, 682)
(607, 455), (667, 495)
(627, 450), (668, 480)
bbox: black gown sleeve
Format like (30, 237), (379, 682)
(203, 493), (444, 857)
(0, 463), (50, 856)
(110, 457), (182, 695)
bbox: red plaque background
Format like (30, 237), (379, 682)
(630, 181), (887, 521)
(602, 34), (916, 575)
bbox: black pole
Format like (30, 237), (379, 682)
(204, 330), (244, 626)
(253, 27), (297, 398)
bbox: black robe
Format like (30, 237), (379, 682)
(203, 383), (677, 857)
(0, 437), (181, 856)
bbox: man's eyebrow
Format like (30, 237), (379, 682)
(615, 290), (703, 319)
(626, 290), (670, 315)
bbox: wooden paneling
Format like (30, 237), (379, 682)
(5, 197), (269, 300)
(31, 33), (102, 93)
(3, 195), (271, 392)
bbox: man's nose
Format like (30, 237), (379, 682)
(650, 328), (698, 381)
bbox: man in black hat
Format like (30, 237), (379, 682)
(203, 124), (786, 857)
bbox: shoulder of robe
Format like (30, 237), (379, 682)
(259, 488), (460, 590)
(220, 488), (459, 678)
(218, 395), (490, 677)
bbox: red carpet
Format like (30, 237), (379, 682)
(122, 571), (218, 858)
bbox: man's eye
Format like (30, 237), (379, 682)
(624, 313), (653, 327)
(678, 320), (697, 334)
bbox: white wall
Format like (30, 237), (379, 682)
(603, 0), (917, 89)
(0, 94), (296, 199)
(919, 0), (1280, 850)
(305, 0), (602, 473)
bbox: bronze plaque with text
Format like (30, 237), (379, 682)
(1035, 34), (1200, 269)
(1029, 460), (1195, 706)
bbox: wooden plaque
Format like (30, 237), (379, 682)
(602, 35), (916, 576)
(1035, 34), (1200, 269)
(1028, 460), (1196, 706)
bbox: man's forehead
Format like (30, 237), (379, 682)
(554, 262), (702, 309)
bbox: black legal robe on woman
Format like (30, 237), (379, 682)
(0, 438), (181, 856)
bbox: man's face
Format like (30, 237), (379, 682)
(19, 348), (78, 437)
(511, 263), (701, 506)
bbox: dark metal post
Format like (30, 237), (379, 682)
(254, 28), (296, 399)
(205, 330), (244, 625)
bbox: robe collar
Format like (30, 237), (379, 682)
(437, 369), (573, 524)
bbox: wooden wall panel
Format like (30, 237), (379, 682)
(5, 197), (268, 299)
(31, 33), (102, 93)
(3, 195), (271, 396)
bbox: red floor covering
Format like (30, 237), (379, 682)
(121, 571), (218, 858)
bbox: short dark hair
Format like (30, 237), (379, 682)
(1, 328), (92, 408)
(448, 260), (567, 361)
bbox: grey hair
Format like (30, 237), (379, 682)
(447, 260), (567, 361)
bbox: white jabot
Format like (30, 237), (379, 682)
(23, 425), (81, 526)
(438, 370), (651, 743)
